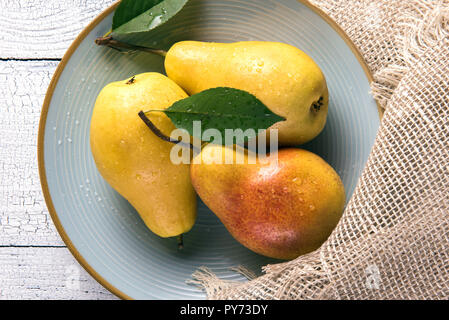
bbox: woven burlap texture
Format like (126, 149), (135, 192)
(188, 0), (449, 299)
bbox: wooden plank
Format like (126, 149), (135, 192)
(0, 60), (64, 246)
(0, 0), (117, 59)
(0, 2), (124, 299)
(0, 60), (118, 299)
(0, 247), (117, 299)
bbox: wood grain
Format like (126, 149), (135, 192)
(0, 247), (117, 299)
(0, 60), (115, 299)
(0, 0), (117, 59)
(0, 60), (62, 246)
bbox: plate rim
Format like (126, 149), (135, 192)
(37, 0), (381, 300)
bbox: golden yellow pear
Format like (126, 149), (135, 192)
(165, 41), (329, 146)
(191, 145), (345, 260)
(90, 73), (196, 237)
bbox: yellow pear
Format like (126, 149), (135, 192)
(90, 73), (196, 237)
(191, 145), (345, 260)
(165, 41), (329, 146)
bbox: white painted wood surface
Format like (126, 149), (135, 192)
(0, 0), (117, 59)
(0, 247), (115, 299)
(0, 0), (118, 299)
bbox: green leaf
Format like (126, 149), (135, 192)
(112, 0), (188, 34)
(146, 87), (285, 145)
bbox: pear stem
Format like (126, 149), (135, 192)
(95, 36), (167, 57)
(177, 234), (184, 250)
(138, 111), (198, 152)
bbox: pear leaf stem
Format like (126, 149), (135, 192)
(138, 111), (198, 152)
(95, 36), (167, 57)
(103, 29), (112, 38)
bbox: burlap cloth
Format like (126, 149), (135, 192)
(188, 0), (449, 299)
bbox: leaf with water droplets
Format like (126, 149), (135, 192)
(145, 87), (285, 145)
(112, 0), (189, 34)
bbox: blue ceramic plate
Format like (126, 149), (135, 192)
(38, 0), (381, 299)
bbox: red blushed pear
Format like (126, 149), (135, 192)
(190, 145), (345, 260)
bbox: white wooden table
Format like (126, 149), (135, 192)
(0, 0), (119, 300)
